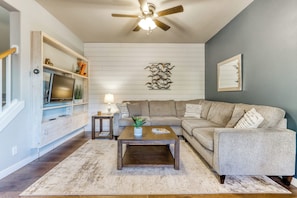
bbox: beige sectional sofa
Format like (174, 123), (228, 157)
(113, 99), (296, 185)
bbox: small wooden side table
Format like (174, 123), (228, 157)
(92, 113), (113, 139)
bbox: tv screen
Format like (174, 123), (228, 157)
(48, 74), (75, 102)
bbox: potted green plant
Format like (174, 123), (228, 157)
(74, 85), (83, 103)
(132, 116), (146, 136)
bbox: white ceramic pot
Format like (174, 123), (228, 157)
(74, 99), (83, 104)
(134, 127), (142, 137)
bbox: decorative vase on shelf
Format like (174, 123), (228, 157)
(132, 116), (146, 137)
(134, 127), (143, 137)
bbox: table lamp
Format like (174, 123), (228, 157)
(104, 93), (114, 113)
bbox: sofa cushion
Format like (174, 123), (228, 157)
(175, 99), (202, 117)
(226, 103), (285, 128)
(234, 108), (264, 128)
(184, 104), (202, 118)
(127, 103), (141, 117)
(200, 100), (212, 119)
(118, 117), (134, 126)
(150, 116), (181, 126)
(192, 128), (215, 151)
(118, 116), (151, 127)
(149, 100), (177, 116)
(123, 100), (150, 116)
(182, 119), (221, 136)
(207, 102), (235, 126)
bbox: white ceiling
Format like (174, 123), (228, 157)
(35, 0), (253, 43)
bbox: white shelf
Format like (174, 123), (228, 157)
(43, 104), (72, 111)
(73, 102), (88, 106)
(43, 64), (88, 79)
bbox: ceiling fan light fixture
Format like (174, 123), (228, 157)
(138, 17), (156, 31)
(112, 2), (183, 32)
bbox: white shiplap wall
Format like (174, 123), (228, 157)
(84, 43), (205, 130)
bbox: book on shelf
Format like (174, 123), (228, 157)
(152, 128), (170, 134)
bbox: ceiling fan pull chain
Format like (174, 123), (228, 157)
(146, 28), (152, 36)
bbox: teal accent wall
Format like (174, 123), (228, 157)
(205, 0), (297, 176)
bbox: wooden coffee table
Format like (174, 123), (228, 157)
(117, 126), (180, 170)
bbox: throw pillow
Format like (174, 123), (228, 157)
(234, 108), (264, 128)
(127, 103), (142, 117)
(184, 104), (202, 118)
(116, 102), (130, 118)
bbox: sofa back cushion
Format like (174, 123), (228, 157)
(127, 103), (142, 117)
(200, 100), (212, 119)
(175, 99), (202, 117)
(207, 101), (235, 126)
(226, 103), (286, 128)
(123, 100), (150, 116)
(149, 100), (176, 116)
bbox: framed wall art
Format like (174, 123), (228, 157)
(217, 54), (242, 92)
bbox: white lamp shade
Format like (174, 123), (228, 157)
(104, 93), (114, 104)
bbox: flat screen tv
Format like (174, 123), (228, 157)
(48, 74), (75, 103)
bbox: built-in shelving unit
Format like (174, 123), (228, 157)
(31, 31), (89, 148)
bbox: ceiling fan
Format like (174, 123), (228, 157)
(111, 0), (184, 32)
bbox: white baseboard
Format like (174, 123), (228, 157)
(291, 177), (297, 187)
(0, 129), (84, 180)
(0, 153), (37, 180)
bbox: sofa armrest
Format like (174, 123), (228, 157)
(113, 111), (120, 136)
(213, 128), (296, 176)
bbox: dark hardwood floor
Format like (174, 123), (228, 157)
(0, 132), (296, 198)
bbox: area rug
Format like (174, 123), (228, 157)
(20, 140), (290, 196)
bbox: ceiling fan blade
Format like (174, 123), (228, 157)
(111, 13), (139, 18)
(138, 0), (149, 14)
(154, 19), (170, 31)
(133, 25), (141, 32)
(157, 5), (184, 17)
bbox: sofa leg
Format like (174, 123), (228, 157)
(282, 176), (293, 186)
(219, 175), (226, 184)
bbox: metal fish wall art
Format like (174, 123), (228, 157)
(145, 63), (175, 90)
